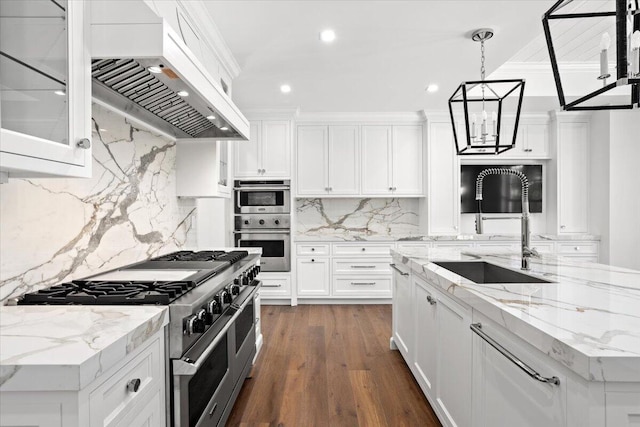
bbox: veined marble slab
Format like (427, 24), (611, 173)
(391, 247), (640, 382)
(0, 306), (168, 391)
(295, 233), (600, 242)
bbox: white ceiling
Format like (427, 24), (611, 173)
(205, 0), (557, 113)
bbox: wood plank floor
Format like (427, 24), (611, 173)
(227, 304), (442, 427)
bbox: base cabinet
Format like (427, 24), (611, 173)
(0, 330), (166, 427)
(392, 262), (413, 359)
(296, 257), (330, 297)
(413, 278), (438, 396)
(471, 315), (567, 427)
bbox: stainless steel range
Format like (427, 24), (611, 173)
(18, 249), (262, 427)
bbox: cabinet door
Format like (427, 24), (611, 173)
(262, 120), (291, 177)
(525, 123), (549, 157)
(436, 293), (471, 427)
(296, 126), (328, 196)
(558, 122), (588, 233)
(0, 0), (91, 178)
(427, 122), (460, 234)
(361, 125), (392, 195)
(235, 122), (261, 177)
(472, 321), (567, 427)
(392, 125), (423, 195)
(328, 125), (359, 195)
(296, 257), (330, 297)
(414, 278), (437, 396)
(392, 266), (413, 360)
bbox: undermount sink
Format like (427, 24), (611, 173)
(432, 261), (551, 284)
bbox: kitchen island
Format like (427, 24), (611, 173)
(390, 247), (640, 427)
(0, 306), (168, 426)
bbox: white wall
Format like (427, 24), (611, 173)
(608, 111), (640, 270)
(589, 112), (611, 264)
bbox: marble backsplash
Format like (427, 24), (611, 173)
(0, 104), (196, 303)
(296, 198), (421, 239)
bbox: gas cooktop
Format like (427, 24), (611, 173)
(18, 250), (250, 306)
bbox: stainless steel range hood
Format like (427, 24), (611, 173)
(90, 3), (249, 140)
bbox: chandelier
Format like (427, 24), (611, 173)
(542, 0), (639, 110)
(448, 29), (526, 155)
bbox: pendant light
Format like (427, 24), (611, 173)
(542, 0), (639, 110)
(448, 29), (526, 156)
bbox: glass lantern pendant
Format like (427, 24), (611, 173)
(542, 0), (639, 110)
(448, 29), (526, 156)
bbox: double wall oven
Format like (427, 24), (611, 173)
(234, 180), (291, 272)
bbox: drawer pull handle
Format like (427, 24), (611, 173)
(470, 323), (560, 386)
(263, 284), (282, 288)
(127, 378), (141, 393)
(208, 402), (218, 417)
(350, 265), (376, 269)
(351, 282), (376, 286)
(390, 263), (409, 276)
(426, 295), (436, 305)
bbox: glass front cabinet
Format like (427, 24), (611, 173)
(0, 0), (91, 179)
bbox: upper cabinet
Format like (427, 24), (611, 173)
(0, 0), (92, 179)
(235, 120), (291, 178)
(361, 125), (423, 196)
(297, 125), (359, 196)
(295, 122), (424, 198)
(461, 117), (550, 159)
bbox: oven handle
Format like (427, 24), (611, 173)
(235, 191), (242, 210)
(173, 285), (260, 377)
(234, 187), (290, 191)
(233, 230), (291, 234)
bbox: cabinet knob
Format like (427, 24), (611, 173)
(328, 187), (333, 191)
(311, 248), (315, 251)
(77, 138), (91, 149)
(311, 259), (315, 262)
(574, 246), (580, 251)
(127, 378), (141, 393)
(560, 225), (566, 229)
(426, 295), (437, 305)
(361, 248), (366, 251)
(389, 187), (393, 191)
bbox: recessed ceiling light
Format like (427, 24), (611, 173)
(426, 84), (439, 93)
(177, 90), (189, 97)
(206, 115), (216, 120)
(280, 84), (292, 94)
(319, 29), (336, 43)
(148, 66), (162, 74)
(220, 126), (229, 131)
(54, 90), (65, 96)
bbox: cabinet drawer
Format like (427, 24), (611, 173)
(296, 244), (330, 256)
(89, 337), (162, 427)
(332, 243), (394, 256)
(259, 276), (291, 297)
(332, 276), (392, 297)
(332, 258), (392, 274)
(557, 242), (598, 255)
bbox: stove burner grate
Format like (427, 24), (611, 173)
(149, 250), (249, 264)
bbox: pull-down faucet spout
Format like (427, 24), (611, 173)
(475, 168), (537, 270)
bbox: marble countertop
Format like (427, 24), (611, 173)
(0, 306), (168, 391)
(391, 247), (640, 382)
(294, 233), (600, 242)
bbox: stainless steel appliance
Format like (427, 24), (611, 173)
(234, 181), (291, 272)
(18, 250), (261, 427)
(234, 180), (291, 214)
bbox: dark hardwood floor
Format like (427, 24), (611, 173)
(227, 304), (442, 427)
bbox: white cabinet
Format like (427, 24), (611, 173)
(391, 262), (413, 360)
(296, 125), (360, 196)
(434, 290), (472, 427)
(471, 314), (567, 427)
(258, 273), (292, 299)
(427, 121), (460, 234)
(296, 257), (330, 297)
(557, 121), (589, 234)
(0, 330), (166, 427)
(235, 120), (291, 178)
(176, 139), (231, 198)
(0, 0), (92, 179)
(413, 276), (438, 396)
(361, 125), (423, 196)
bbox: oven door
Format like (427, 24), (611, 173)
(172, 330), (233, 427)
(234, 231), (290, 272)
(232, 285), (258, 385)
(235, 188), (290, 214)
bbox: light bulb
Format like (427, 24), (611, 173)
(600, 32), (611, 51)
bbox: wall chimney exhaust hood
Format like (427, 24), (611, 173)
(90, 2), (249, 140)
